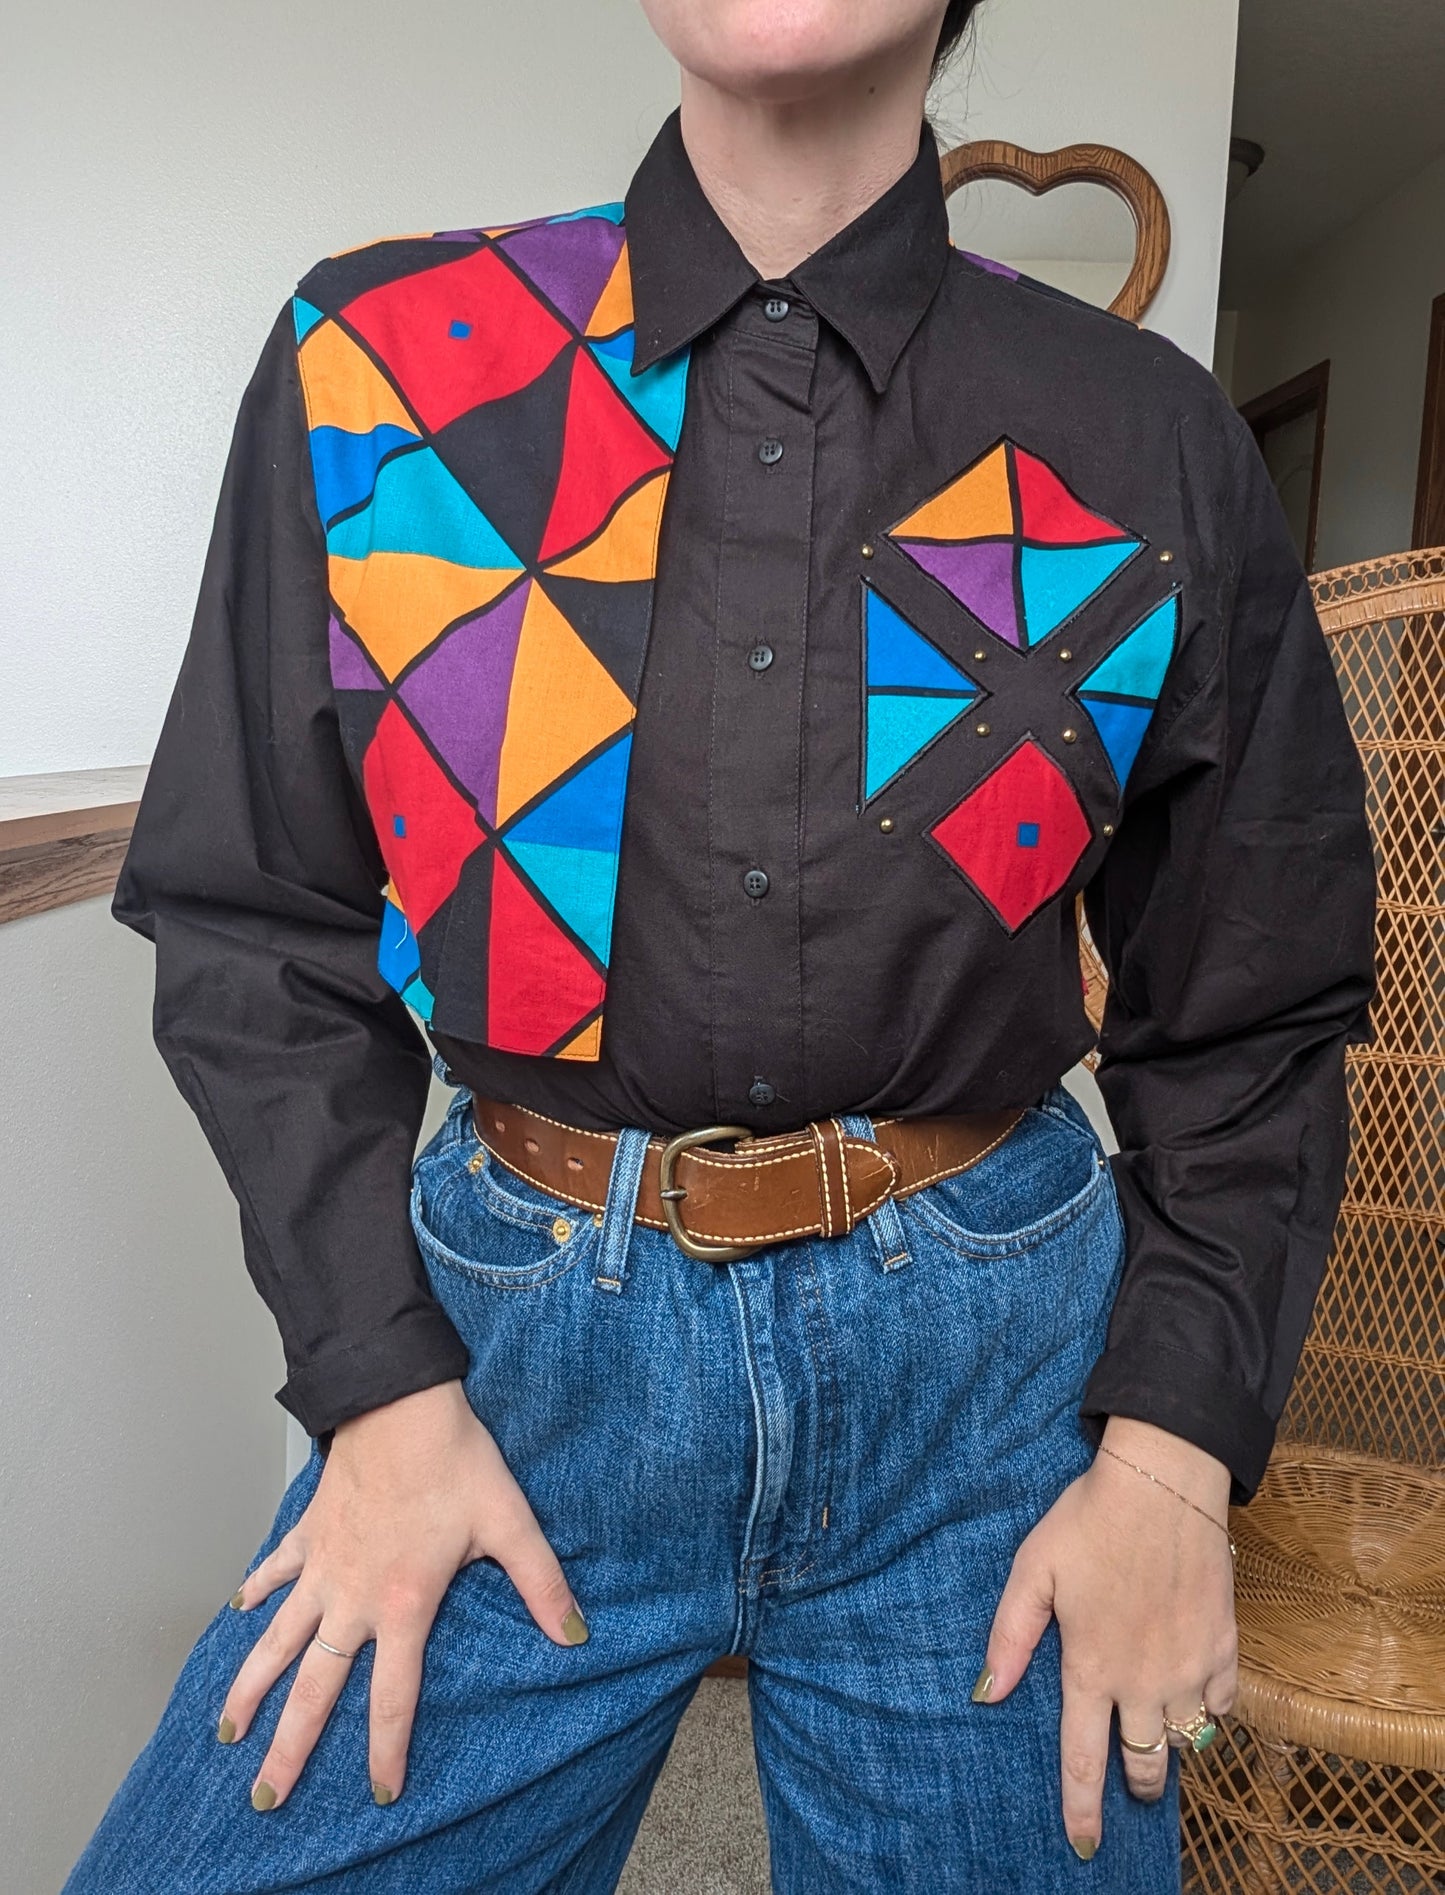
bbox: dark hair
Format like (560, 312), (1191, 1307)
(932, 0), (979, 75)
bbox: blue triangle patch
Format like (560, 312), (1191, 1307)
(866, 693), (972, 800)
(506, 732), (632, 854)
(865, 586), (981, 693)
(1018, 541), (1140, 644)
(1079, 696), (1157, 786)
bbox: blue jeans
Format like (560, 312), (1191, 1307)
(66, 1079), (1180, 1892)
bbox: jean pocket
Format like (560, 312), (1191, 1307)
(409, 1136), (597, 1290)
(902, 1099), (1107, 1259)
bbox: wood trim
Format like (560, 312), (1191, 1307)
(1413, 291), (1445, 549)
(1240, 360), (1331, 569)
(0, 767), (147, 925)
(938, 140), (1172, 324)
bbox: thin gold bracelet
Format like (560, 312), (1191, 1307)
(1096, 1444), (1237, 1559)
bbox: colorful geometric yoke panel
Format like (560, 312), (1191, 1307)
(293, 204), (689, 1060)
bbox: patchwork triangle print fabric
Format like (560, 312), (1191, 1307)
(292, 207), (689, 1060)
(861, 582), (985, 802)
(886, 437), (1145, 651)
(1070, 590), (1182, 786)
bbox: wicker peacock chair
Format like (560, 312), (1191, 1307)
(1078, 546), (1445, 1892)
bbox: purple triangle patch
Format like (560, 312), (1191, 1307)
(329, 615), (385, 690)
(897, 538), (1021, 647)
(398, 580), (530, 824)
(496, 219), (625, 334)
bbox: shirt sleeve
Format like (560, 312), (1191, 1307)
(1077, 412), (1379, 1503)
(112, 299), (471, 1441)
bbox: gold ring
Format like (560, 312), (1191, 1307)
(1119, 1728), (1169, 1756)
(1163, 1704), (1218, 1752)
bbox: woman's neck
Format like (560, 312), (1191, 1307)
(676, 52), (936, 281)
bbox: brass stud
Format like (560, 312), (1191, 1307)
(973, 649), (987, 661)
(975, 721), (991, 736)
(1103, 822), (1115, 836)
(551, 1215), (573, 1245)
(861, 542), (876, 559)
(1058, 648), (1073, 661)
(1159, 549), (1175, 564)
(1062, 728), (1078, 742)
(592, 1211), (604, 1227)
(879, 817), (895, 833)
(468, 1149), (486, 1173)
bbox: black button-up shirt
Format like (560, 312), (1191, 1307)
(114, 108), (1378, 1499)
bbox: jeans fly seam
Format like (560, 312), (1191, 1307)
(726, 1270), (771, 1649)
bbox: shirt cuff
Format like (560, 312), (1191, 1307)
(275, 1303), (471, 1442)
(1079, 1340), (1278, 1505)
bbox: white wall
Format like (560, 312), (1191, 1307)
(1230, 147), (1445, 571)
(3, 4), (1238, 1888)
(0, 902), (286, 1894)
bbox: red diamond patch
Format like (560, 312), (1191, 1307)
(929, 737), (1092, 932)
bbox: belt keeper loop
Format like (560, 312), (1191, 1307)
(839, 1112), (912, 1273)
(592, 1126), (651, 1294)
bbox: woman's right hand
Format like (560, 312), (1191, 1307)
(219, 1378), (584, 1810)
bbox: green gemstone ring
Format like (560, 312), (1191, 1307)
(1164, 1706), (1219, 1752)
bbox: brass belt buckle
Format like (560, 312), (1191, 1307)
(657, 1125), (762, 1263)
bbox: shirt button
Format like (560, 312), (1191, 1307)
(743, 868), (770, 899)
(757, 438), (784, 466)
(749, 1079), (777, 1107)
(763, 295), (790, 321)
(748, 643), (774, 672)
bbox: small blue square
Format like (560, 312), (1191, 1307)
(1016, 821), (1040, 848)
(448, 319), (471, 339)
(393, 814), (407, 837)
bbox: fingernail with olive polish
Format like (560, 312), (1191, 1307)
(971, 1667), (994, 1703)
(217, 1715), (236, 1744)
(251, 1781), (277, 1812)
(1070, 1836), (1098, 1862)
(229, 1590), (246, 1610)
(561, 1606), (589, 1646)
(373, 1781), (395, 1806)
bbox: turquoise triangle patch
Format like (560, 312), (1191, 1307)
(293, 296), (326, 343)
(1019, 541), (1140, 644)
(507, 840), (618, 963)
(1080, 594), (1179, 700)
(866, 692), (972, 800)
(326, 446), (523, 570)
(865, 586), (981, 693)
(589, 336), (689, 451)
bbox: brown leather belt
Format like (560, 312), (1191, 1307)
(469, 1096), (1028, 1261)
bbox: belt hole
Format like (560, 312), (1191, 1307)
(566, 1155), (584, 1171)
(524, 1136), (540, 1155)
(492, 1116), (506, 1133)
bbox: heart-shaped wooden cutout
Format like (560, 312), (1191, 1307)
(939, 141), (1171, 324)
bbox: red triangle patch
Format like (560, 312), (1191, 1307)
(537, 346), (671, 565)
(487, 851), (606, 1055)
(362, 700), (486, 933)
(1014, 447), (1130, 547)
(342, 246), (571, 434)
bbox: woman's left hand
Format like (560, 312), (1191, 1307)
(974, 1416), (1238, 1863)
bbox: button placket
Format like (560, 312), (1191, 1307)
(706, 301), (819, 1119)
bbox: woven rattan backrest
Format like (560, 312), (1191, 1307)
(1077, 547), (1445, 1464)
(1282, 550), (1445, 1461)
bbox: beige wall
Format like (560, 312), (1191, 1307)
(3, 3), (1240, 1887)
(1229, 148), (1445, 571)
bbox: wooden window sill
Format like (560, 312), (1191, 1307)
(0, 766), (148, 924)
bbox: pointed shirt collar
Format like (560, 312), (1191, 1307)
(625, 107), (951, 396)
